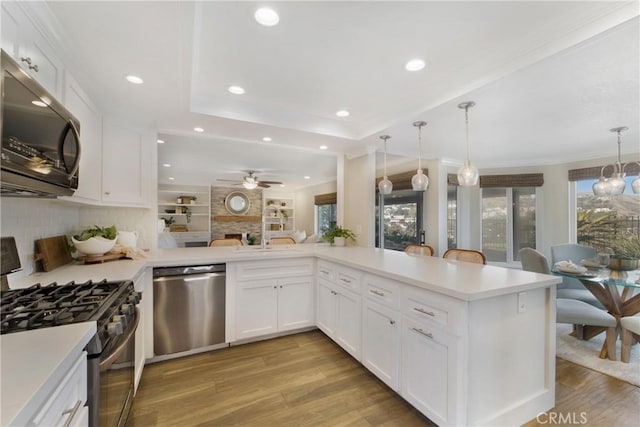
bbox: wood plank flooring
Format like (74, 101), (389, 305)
(127, 330), (639, 426)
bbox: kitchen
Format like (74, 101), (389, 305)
(1, 1), (639, 426)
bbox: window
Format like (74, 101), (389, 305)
(447, 183), (457, 249)
(375, 190), (424, 251)
(314, 192), (338, 236)
(481, 187), (536, 263)
(575, 176), (639, 252)
(316, 203), (337, 235)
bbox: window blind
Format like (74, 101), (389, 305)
(375, 170), (428, 191)
(314, 192), (337, 205)
(479, 173), (544, 188)
(569, 163), (640, 181)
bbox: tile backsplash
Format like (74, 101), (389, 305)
(0, 198), (153, 279)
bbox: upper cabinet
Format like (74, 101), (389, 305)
(102, 120), (152, 206)
(63, 71), (102, 203)
(1, 1), (64, 99)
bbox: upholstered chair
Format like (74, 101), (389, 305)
(550, 244), (603, 309)
(620, 315), (640, 363)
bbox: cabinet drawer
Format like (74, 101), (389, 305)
(31, 351), (87, 427)
(235, 258), (314, 281)
(335, 265), (362, 294)
(317, 261), (335, 282)
(363, 274), (399, 308)
(401, 286), (465, 335)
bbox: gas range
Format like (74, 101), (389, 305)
(0, 279), (140, 355)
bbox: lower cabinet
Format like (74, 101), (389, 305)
(316, 278), (361, 360)
(362, 299), (399, 391)
(236, 276), (314, 340)
(401, 315), (460, 426)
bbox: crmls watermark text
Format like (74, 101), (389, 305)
(536, 412), (588, 424)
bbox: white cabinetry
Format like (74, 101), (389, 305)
(263, 197), (295, 240)
(401, 316), (460, 426)
(1, 1), (64, 98)
(315, 261), (362, 360)
(362, 274), (400, 391)
(230, 258), (315, 341)
(63, 71), (102, 202)
(102, 120), (152, 206)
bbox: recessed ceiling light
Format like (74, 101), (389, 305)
(194, 127), (204, 132)
(31, 100), (47, 107)
(262, 137), (272, 142)
(254, 7), (279, 26)
(304, 176), (311, 180)
(336, 110), (350, 117)
(228, 86), (245, 95)
(319, 145), (328, 150)
(280, 184), (285, 188)
(163, 163), (171, 167)
(405, 59), (425, 71)
(168, 177), (175, 181)
(157, 139), (165, 144)
(126, 75), (144, 84)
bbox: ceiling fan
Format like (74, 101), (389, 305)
(216, 171), (282, 189)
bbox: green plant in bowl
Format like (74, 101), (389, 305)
(609, 234), (640, 270)
(71, 225), (118, 257)
(321, 225), (356, 246)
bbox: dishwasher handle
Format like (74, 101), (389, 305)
(153, 264), (225, 277)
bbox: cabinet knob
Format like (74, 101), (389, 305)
(20, 57), (38, 72)
(389, 320), (396, 325)
(104, 191), (111, 195)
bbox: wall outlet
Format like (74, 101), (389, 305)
(518, 292), (527, 313)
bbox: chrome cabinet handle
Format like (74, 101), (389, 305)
(414, 307), (435, 317)
(340, 277), (352, 284)
(62, 400), (83, 427)
(320, 269), (330, 275)
(412, 327), (433, 339)
(370, 290), (385, 297)
(21, 56), (39, 72)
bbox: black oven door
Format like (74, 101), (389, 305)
(89, 308), (138, 427)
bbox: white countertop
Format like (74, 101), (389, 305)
(8, 244), (559, 301)
(0, 322), (97, 426)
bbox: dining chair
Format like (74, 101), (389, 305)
(519, 247), (551, 274)
(550, 244), (603, 309)
(209, 238), (242, 247)
(269, 237), (296, 245)
(620, 315), (640, 363)
(443, 248), (486, 264)
(404, 244), (434, 257)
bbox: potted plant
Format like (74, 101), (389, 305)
(71, 225), (118, 257)
(609, 234), (640, 270)
(321, 225), (356, 246)
(162, 216), (175, 227)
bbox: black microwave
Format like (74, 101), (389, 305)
(1, 50), (80, 197)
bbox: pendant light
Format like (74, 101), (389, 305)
(378, 135), (393, 194)
(457, 101), (479, 186)
(593, 126), (640, 196)
(411, 121), (429, 191)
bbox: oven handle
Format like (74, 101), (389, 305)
(100, 307), (139, 372)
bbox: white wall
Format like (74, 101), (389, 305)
(294, 181), (337, 235)
(344, 152), (376, 247)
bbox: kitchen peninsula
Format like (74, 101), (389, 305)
(3, 245), (560, 426)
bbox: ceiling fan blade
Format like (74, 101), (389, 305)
(216, 179), (240, 182)
(258, 182), (271, 188)
(257, 180), (282, 185)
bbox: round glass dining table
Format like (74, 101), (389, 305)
(553, 268), (640, 360)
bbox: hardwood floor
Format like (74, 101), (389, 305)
(127, 330), (639, 426)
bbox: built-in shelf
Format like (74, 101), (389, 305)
(214, 215), (262, 223)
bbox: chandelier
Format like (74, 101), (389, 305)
(378, 135), (393, 195)
(457, 101), (479, 186)
(592, 127), (640, 196)
(411, 121), (429, 191)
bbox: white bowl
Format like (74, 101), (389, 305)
(72, 236), (116, 257)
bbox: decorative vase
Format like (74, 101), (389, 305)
(334, 236), (346, 247)
(608, 257), (639, 271)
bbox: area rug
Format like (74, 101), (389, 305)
(556, 323), (640, 386)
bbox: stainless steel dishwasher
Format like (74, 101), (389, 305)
(153, 264), (226, 356)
